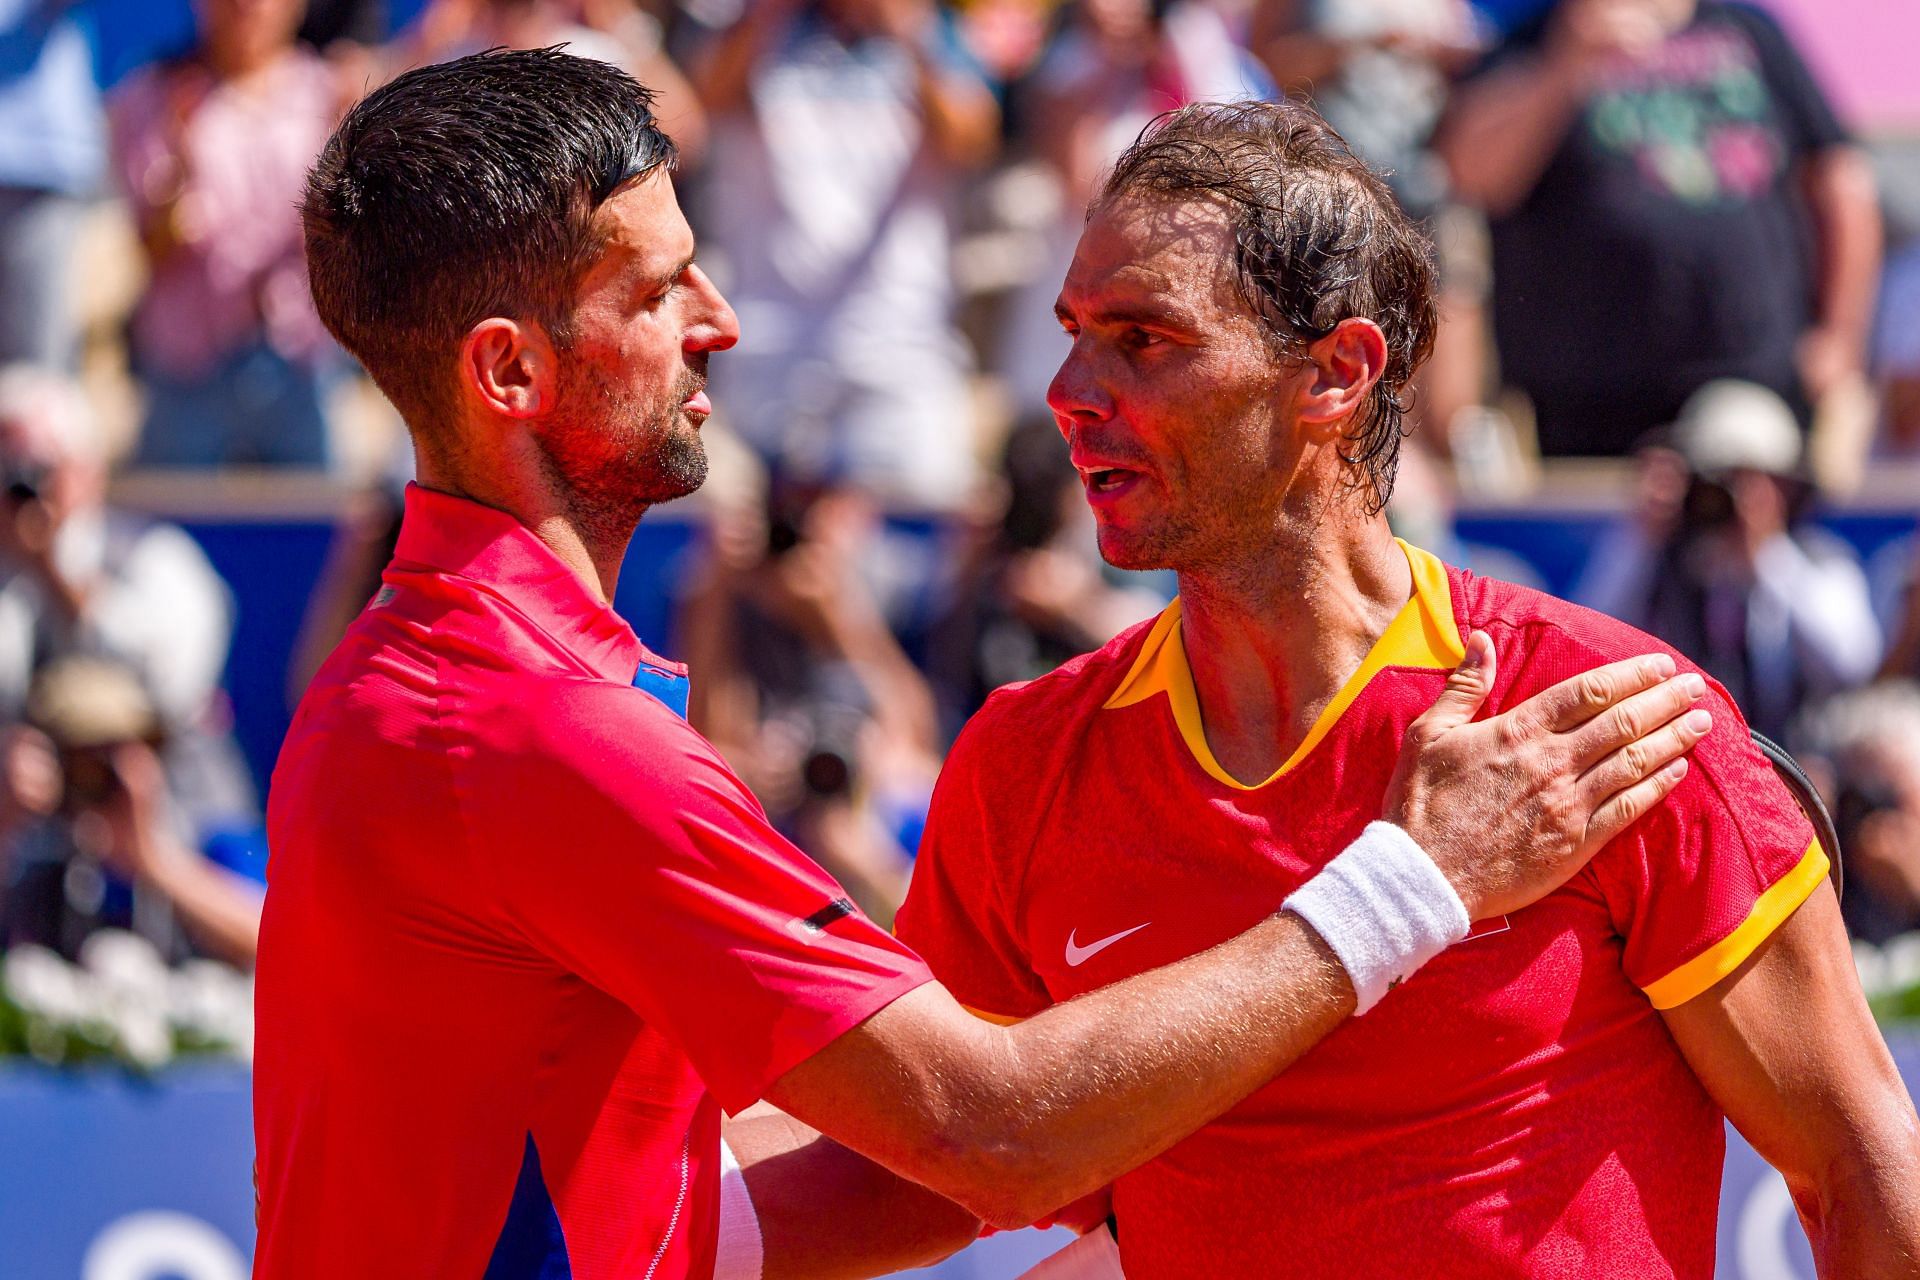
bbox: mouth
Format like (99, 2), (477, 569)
(1076, 462), (1146, 505)
(682, 388), (711, 419)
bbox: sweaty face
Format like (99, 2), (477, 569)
(1048, 193), (1307, 573)
(535, 170), (738, 522)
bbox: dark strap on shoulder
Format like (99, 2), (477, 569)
(1750, 729), (1843, 901)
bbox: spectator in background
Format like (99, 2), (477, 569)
(1876, 234), (1920, 455)
(0, 369), (260, 965)
(0, 0), (103, 370)
(927, 414), (1163, 730)
(676, 476), (942, 921)
(405, 0), (708, 159)
(1250, 0), (1479, 220)
(1800, 682), (1920, 944)
(689, 0), (999, 508)
(1, 657), (262, 965)
(1578, 379), (1881, 741)
(1437, 0), (1881, 458)
(994, 0), (1268, 410)
(110, 0), (345, 469)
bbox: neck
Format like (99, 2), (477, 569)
(415, 448), (638, 605)
(1175, 511), (1409, 785)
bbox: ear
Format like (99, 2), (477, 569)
(1295, 318), (1389, 441)
(459, 317), (557, 420)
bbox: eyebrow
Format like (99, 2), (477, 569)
(1054, 297), (1197, 331)
(644, 248), (698, 294)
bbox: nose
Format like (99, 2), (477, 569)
(684, 264), (739, 354)
(1045, 338), (1113, 438)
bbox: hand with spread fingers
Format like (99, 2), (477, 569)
(1386, 632), (1710, 920)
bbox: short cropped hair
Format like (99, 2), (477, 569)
(1097, 100), (1438, 511)
(302, 48), (678, 434)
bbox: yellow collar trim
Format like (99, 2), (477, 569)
(1102, 540), (1466, 790)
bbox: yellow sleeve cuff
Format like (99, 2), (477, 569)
(1640, 839), (1830, 1011)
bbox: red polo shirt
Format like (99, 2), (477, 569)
(255, 485), (930, 1279)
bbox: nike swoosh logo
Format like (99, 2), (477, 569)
(1065, 922), (1151, 967)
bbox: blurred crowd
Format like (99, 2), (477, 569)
(1, 0), (1919, 976)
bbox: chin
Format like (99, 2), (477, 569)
(1094, 524), (1172, 573)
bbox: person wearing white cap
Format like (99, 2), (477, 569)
(1578, 379), (1882, 738)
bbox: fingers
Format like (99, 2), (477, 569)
(1513, 652), (1677, 736)
(1566, 671), (1709, 768)
(1408, 630), (1497, 739)
(1579, 701), (1712, 802)
(1584, 757), (1691, 850)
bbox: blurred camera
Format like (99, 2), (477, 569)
(2, 458), (48, 505)
(23, 657), (164, 815)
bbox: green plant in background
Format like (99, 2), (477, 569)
(1857, 934), (1920, 1026)
(0, 933), (251, 1072)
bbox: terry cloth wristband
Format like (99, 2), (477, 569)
(715, 1137), (764, 1280)
(1283, 821), (1471, 1014)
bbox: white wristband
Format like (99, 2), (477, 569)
(715, 1137), (764, 1280)
(1282, 821), (1470, 1014)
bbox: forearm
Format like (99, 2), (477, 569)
(1437, 57), (1586, 215)
(1800, 1143), (1920, 1279)
(909, 47), (998, 168)
(1751, 537), (1883, 685)
(865, 914), (1353, 1226)
(1256, 32), (1354, 93)
(694, 13), (789, 114)
(726, 1106), (981, 1280)
(1801, 147), (1882, 355)
(146, 846), (263, 967)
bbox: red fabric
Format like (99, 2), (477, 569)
(255, 485), (929, 1280)
(896, 560), (1814, 1279)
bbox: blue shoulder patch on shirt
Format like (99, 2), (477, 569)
(633, 662), (690, 720)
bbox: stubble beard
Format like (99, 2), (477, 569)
(539, 358), (711, 547)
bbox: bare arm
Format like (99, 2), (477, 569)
(1661, 882), (1920, 1276)
(879, 0), (999, 168)
(691, 0), (804, 115)
(1434, 52), (1588, 216)
(767, 642), (1712, 1227)
(1796, 145), (1882, 400)
(1249, 0), (1354, 94)
(1437, 0), (1669, 216)
(725, 1105), (981, 1280)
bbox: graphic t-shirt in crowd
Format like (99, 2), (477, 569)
(1483, 2), (1849, 455)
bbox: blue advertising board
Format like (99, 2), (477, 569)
(7, 1039), (1918, 1279)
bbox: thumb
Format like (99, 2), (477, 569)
(1416, 630), (1496, 734)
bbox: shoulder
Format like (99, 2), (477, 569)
(1455, 567), (1715, 719)
(947, 612), (1161, 771)
(497, 675), (720, 777)
(1455, 568), (1688, 671)
(1454, 567), (1796, 830)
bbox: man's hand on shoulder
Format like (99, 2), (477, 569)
(1385, 632), (1712, 919)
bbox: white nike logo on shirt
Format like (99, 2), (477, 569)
(1065, 922), (1151, 967)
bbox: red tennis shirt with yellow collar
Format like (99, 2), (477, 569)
(255, 484), (930, 1279)
(895, 540), (1826, 1279)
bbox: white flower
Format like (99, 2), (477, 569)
(4, 946), (93, 1025)
(1854, 939), (1888, 997)
(79, 930), (170, 1007)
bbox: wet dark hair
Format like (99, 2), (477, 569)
(1096, 100), (1438, 512)
(302, 47), (678, 436)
